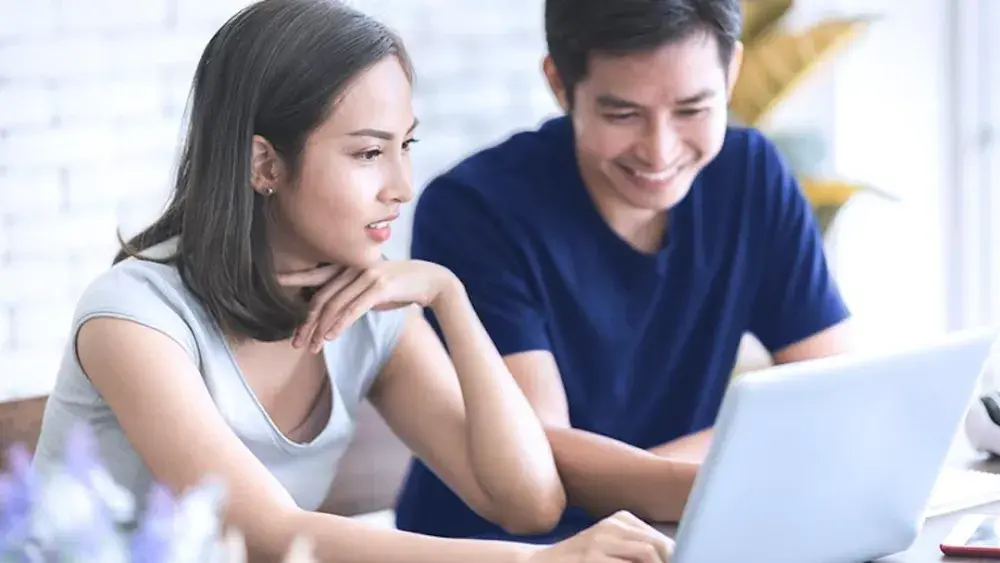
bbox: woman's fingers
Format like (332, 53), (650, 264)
(612, 510), (669, 539)
(314, 285), (383, 351)
(531, 511), (672, 563)
(292, 268), (362, 348)
(599, 539), (665, 563)
(306, 271), (385, 352)
(598, 512), (673, 562)
(276, 264), (343, 287)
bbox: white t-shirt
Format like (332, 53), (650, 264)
(31, 239), (407, 516)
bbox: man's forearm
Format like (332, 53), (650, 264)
(648, 428), (714, 461)
(545, 426), (698, 523)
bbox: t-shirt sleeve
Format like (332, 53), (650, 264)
(72, 265), (201, 368)
(747, 136), (851, 353)
(354, 305), (411, 401)
(411, 175), (550, 356)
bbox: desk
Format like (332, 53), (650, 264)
(879, 440), (1000, 563)
(656, 438), (1000, 562)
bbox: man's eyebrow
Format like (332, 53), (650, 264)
(595, 94), (643, 109)
(348, 118), (420, 140)
(675, 89), (716, 105)
(595, 90), (716, 109)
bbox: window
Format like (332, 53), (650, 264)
(945, 0), (999, 330)
(985, 0), (1000, 325)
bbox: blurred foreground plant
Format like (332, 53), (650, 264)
(0, 424), (316, 562)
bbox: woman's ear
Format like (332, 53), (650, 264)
(250, 135), (286, 195)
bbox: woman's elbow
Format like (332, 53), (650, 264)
(229, 504), (305, 562)
(492, 485), (567, 535)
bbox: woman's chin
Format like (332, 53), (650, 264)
(330, 248), (386, 270)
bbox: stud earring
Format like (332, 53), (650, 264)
(262, 187), (275, 196)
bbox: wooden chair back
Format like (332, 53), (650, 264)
(0, 395), (47, 471)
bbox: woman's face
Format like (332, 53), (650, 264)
(259, 56), (417, 272)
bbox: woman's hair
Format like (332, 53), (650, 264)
(115, 0), (413, 342)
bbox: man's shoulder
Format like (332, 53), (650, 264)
(698, 125), (792, 207)
(705, 125), (779, 179)
(419, 116), (574, 213)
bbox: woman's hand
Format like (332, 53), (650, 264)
(277, 259), (458, 352)
(526, 511), (674, 563)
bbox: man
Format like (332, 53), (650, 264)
(395, 0), (854, 543)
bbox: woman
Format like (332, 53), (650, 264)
(31, 0), (673, 561)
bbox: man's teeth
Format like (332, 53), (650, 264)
(366, 221), (389, 229)
(632, 167), (680, 181)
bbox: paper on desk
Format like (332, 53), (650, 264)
(925, 467), (1000, 518)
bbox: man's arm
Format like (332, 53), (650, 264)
(504, 351), (698, 524)
(651, 320), (855, 460)
(770, 319), (854, 365)
(410, 177), (703, 524)
(654, 133), (858, 463)
(505, 319), (855, 522)
(409, 166), (853, 526)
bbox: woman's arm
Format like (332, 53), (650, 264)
(76, 317), (534, 563)
(368, 280), (566, 535)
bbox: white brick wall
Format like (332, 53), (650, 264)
(0, 0), (558, 400)
(0, 0), (959, 401)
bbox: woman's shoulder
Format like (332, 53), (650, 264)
(73, 238), (205, 362)
(358, 306), (411, 360)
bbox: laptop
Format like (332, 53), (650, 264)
(671, 328), (998, 563)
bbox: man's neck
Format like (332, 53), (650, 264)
(581, 171), (668, 254)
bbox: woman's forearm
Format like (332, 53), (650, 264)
(429, 279), (567, 530)
(254, 509), (536, 563)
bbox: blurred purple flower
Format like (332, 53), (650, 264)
(0, 424), (238, 562)
(61, 423), (135, 523)
(129, 483), (176, 563)
(0, 443), (37, 553)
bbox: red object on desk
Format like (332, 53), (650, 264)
(941, 514), (1000, 558)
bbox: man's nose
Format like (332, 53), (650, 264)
(637, 121), (681, 170)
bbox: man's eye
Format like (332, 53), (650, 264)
(677, 108), (707, 118)
(605, 113), (638, 122)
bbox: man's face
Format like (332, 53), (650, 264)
(547, 33), (741, 215)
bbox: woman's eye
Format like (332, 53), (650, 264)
(358, 148), (383, 161)
(402, 138), (420, 151)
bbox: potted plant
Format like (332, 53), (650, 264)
(732, 0), (896, 236)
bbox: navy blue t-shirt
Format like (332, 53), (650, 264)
(394, 116), (850, 542)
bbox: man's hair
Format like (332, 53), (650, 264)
(545, 0), (742, 105)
